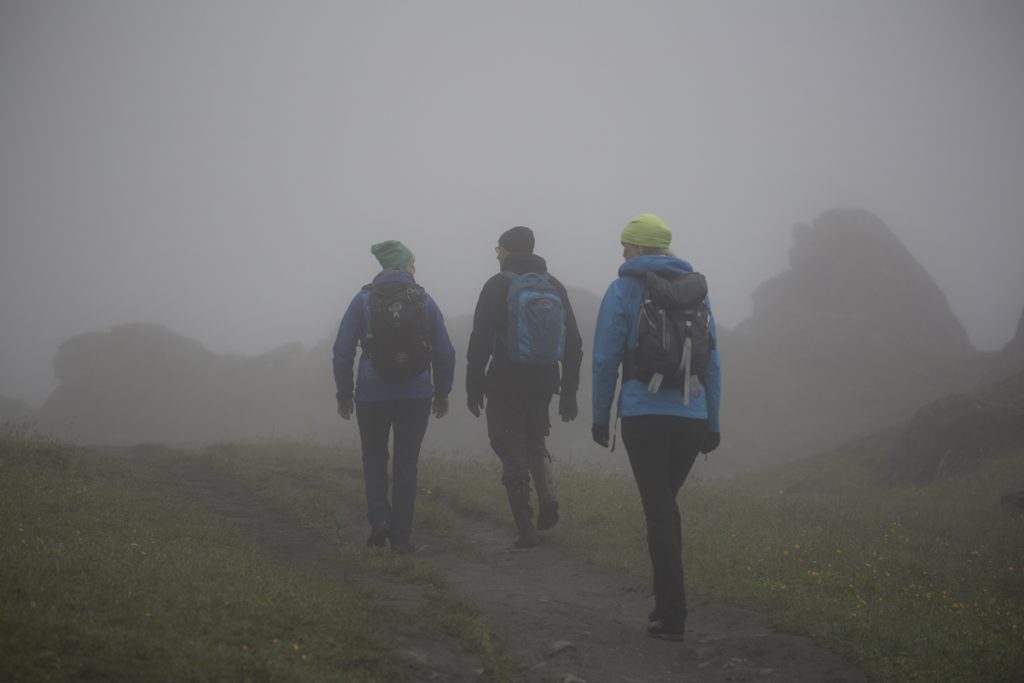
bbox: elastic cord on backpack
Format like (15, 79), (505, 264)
(682, 336), (692, 407)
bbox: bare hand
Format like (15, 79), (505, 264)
(337, 400), (354, 420)
(433, 397), (449, 419)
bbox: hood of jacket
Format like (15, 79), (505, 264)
(371, 268), (417, 286)
(618, 254), (693, 279)
(502, 252), (548, 275)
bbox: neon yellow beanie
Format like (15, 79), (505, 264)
(370, 240), (414, 269)
(620, 213), (672, 249)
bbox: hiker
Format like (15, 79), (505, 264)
(466, 226), (583, 548)
(591, 214), (722, 641)
(333, 240), (455, 554)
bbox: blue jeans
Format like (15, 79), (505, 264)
(355, 398), (431, 546)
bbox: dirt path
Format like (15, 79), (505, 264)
(169, 461), (869, 683)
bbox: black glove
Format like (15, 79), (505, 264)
(592, 423), (610, 448)
(558, 394), (578, 422)
(700, 431), (721, 454)
(467, 393), (485, 418)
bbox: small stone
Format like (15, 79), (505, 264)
(758, 668), (776, 676)
(695, 646), (719, 659)
(560, 675), (586, 683)
(546, 640), (576, 657)
(697, 661), (712, 669)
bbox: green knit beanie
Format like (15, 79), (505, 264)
(370, 240), (414, 269)
(620, 213), (672, 249)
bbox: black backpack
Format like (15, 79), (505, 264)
(630, 271), (714, 404)
(364, 279), (432, 380)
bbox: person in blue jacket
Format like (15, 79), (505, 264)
(592, 214), (722, 641)
(333, 240), (455, 554)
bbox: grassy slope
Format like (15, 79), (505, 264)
(0, 435), (411, 682)
(5, 426), (1021, 682)
(415, 445), (1024, 683)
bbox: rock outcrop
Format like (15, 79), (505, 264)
(719, 209), (983, 471)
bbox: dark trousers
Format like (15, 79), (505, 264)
(485, 392), (552, 486)
(355, 398), (431, 546)
(621, 415), (707, 626)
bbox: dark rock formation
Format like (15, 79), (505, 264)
(736, 208), (972, 365)
(718, 209), (983, 472)
(38, 323), (337, 444)
(882, 371), (1024, 485)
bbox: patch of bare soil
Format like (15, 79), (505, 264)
(169, 461), (870, 682)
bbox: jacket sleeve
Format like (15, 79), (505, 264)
(427, 295), (456, 399)
(704, 296), (722, 432)
(465, 276), (503, 398)
(554, 278), (583, 396)
(332, 291), (365, 403)
(592, 280), (629, 426)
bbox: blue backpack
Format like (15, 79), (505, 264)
(502, 271), (566, 365)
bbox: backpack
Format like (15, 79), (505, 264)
(364, 279), (432, 380)
(501, 271), (566, 365)
(631, 270), (713, 405)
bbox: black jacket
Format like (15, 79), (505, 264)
(466, 253), (583, 397)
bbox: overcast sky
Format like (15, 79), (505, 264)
(2, 0), (1023, 405)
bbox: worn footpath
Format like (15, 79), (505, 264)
(169, 461), (869, 683)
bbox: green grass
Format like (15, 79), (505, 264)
(414, 449), (1024, 683)
(0, 433), (405, 682)
(6, 424), (1021, 682)
(196, 441), (517, 680)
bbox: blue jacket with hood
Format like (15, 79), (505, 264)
(592, 255), (721, 431)
(333, 268), (455, 403)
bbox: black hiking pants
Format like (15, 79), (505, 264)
(621, 415), (707, 627)
(485, 392), (553, 487)
(355, 397), (431, 547)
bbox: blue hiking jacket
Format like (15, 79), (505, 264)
(333, 269), (456, 403)
(592, 255), (722, 431)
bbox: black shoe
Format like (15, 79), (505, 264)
(647, 620), (686, 641)
(366, 520), (390, 548)
(648, 608), (660, 622)
(536, 500), (560, 531)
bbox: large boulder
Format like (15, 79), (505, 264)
(718, 209), (981, 472)
(38, 323), (336, 444)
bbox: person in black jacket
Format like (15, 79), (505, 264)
(466, 226), (583, 548)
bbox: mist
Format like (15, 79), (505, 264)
(2, 0), (1024, 408)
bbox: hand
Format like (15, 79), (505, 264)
(558, 394), (578, 422)
(433, 396), (449, 419)
(700, 431), (721, 454)
(592, 423), (610, 448)
(337, 399), (354, 421)
(467, 393), (485, 418)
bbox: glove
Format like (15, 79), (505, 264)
(467, 393), (485, 418)
(700, 431), (721, 454)
(558, 394), (578, 422)
(592, 423), (610, 448)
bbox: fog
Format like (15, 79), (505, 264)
(2, 0), (1023, 407)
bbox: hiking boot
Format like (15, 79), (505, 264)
(536, 500), (559, 532)
(366, 520), (390, 548)
(505, 480), (540, 549)
(647, 620), (686, 641)
(530, 451), (560, 531)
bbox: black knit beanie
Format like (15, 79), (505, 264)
(498, 226), (535, 254)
